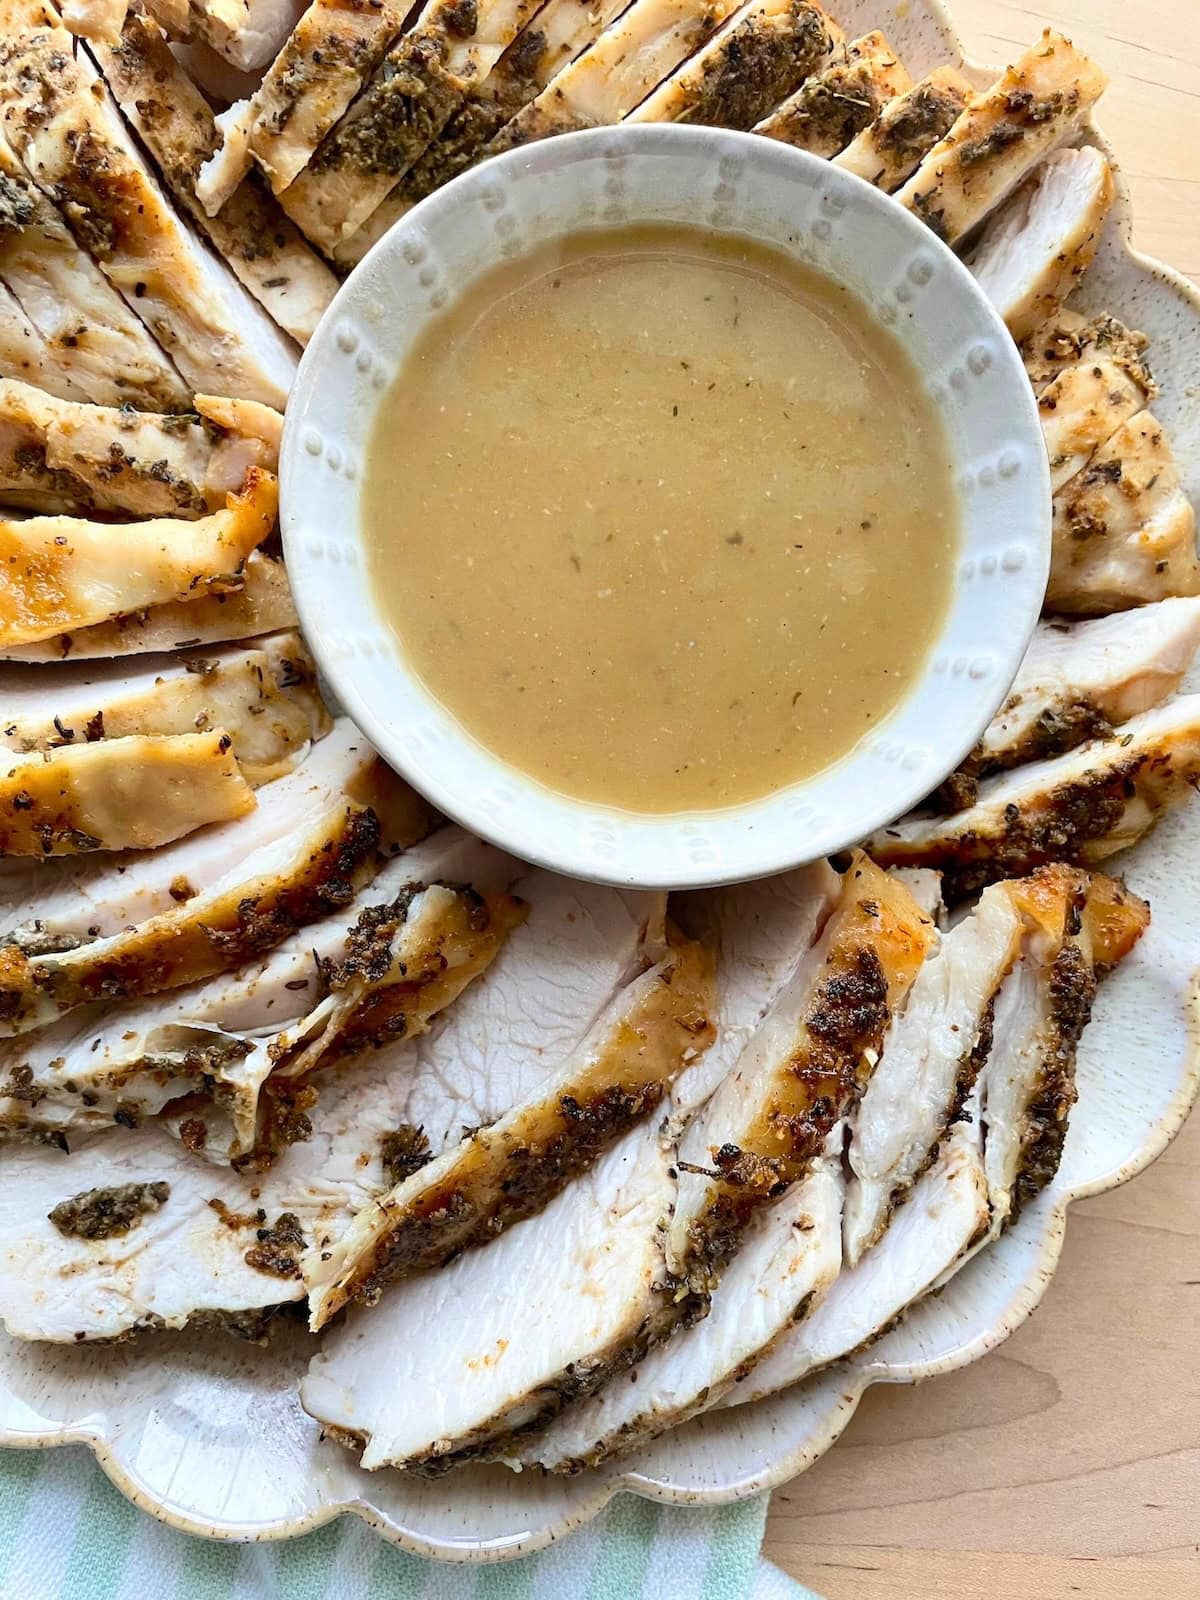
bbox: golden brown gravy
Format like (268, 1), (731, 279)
(364, 225), (960, 814)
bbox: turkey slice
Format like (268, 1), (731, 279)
(867, 696), (1200, 901)
(0, 632), (329, 785)
(0, 280), (86, 400)
(483, 0), (750, 161)
(1021, 311), (1154, 397)
(196, 98), (254, 216)
(1, 550), (296, 661)
(625, 0), (840, 131)
(935, 599), (1200, 810)
(0, 378), (281, 517)
(61, 0), (128, 42)
(0, 16), (297, 405)
(896, 31), (1107, 246)
(0, 829), (510, 1148)
(1037, 357), (1153, 494)
(0, 131), (186, 408)
(0, 721), (434, 1031)
(0, 469), (277, 649)
(753, 31), (911, 157)
(245, 0), (416, 195)
(277, 0), (547, 250)
(670, 854), (933, 1285)
(1047, 411), (1200, 613)
(0, 1032), (470, 1341)
(92, 9), (338, 346)
(149, 0), (307, 70)
(833, 66), (971, 192)
(304, 932), (715, 1326)
(0, 730), (254, 855)
(331, 0), (634, 268)
(969, 145), (1114, 340)
(515, 1125), (845, 1471)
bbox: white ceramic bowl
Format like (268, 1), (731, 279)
(281, 123), (1050, 888)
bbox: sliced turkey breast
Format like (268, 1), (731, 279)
(935, 599), (1200, 811)
(1037, 356), (1154, 494)
(157, 0), (308, 71)
(483, 0), (749, 160)
(305, 933), (714, 1326)
(2, 550), (296, 661)
(331, 0), (635, 268)
(0, 280), (86, 399)
(753, 31), (911, 157)
(1048, 411), (1200, 613)
(0, 132), (186, 408)
(0, 721), (434, 1031)
(0, 829), (505, 1146)
(896, 31), (1107, 246)
(92, 8), (338, 346)
(868, 696), (1200, 901)
(669, 854), (934, 1287)
(722, 1099), (989, 1408)
(0, 378), (281, 517)
(301, 1116), (681, 1469)
(833, 66), (971, 192)
(195, 98), (254, 218)
(625, 0), (840, 131)
(61, 0), (129, 42)
(0, 469), (277, 649)
(277, 0), (550, 251)
(969, 145), (1114, 340)
(1, 632), (329, 785)
(726, 871), (1146, 1410)
(0, 718), (406, 948)
(1021, 310), (1154, 397)
(515, 1125), (844, 1471)
(244, 0), (416, 195)
(0, 18), (297, 405)
(0, 731), (254, 855)
(0, 1026), (473, 1340)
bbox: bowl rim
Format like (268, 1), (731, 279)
(281, 122), (1051, 889)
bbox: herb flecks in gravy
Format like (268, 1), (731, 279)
(364, 224), (959, 813)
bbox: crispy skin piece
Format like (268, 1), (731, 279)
(305, 934), (716, 1327)
(1048, 411), (1200, 614)
(1, 551), (296, 660)
(626, 0), (840, 131)
(0, 469), (277, 649)
(0, 378), (282, 518)
(92, 7), (337, 346)
(278, 0), (548, 249)
(896, 30), (1107, 245)
(868, 696), (1200, 900)
(669, 853), (934, 1286)
(934, 601), (1200, 811)
(969, 145), (1114, 340)
(753, 30), (911, 157)
(1, 631), (330, 785)
(485, 0), (748, 159)
(0, 731), (254, 855)
(245, 0), (417, 195)
(834, 66), (971, 192)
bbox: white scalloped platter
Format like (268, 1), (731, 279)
(1, 0), (1197, 1563)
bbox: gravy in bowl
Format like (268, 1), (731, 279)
(363, 223), (960, 814)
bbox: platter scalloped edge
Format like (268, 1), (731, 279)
(0, 0), (1197, 1563)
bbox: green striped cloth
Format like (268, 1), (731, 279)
(0, 1446), (818, 1599)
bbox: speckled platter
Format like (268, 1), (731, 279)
(0, 0), (1197, 1563)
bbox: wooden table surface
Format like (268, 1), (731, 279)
(763, 4), (1200, 1594)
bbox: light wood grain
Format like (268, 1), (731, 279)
(764, 5), (1200, 1593)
